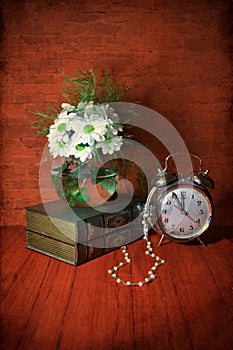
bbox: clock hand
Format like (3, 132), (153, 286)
(173, 205), (200, 226)
(172, 192), (182, 209)
(174, 204), (186, 213)
(185, 213), (200, 226)
(181, 193), (185, 211)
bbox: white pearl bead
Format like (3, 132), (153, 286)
(107, 240), (165, 287)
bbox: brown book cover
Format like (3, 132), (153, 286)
(25, 195), (145, 266)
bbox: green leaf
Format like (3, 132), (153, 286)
(91, 177), (99, 185)
(99, 168), (117, 177)
(75, 188), (90, 202)
(68, 197), (77, 206)
(53, 160), (68, 174)
(100, 179), (117, 195)
(68, 180), (78, 187)
(52, 175), (59, 188)
(91, 168), (117, 185)
(70, 188), (81, 198)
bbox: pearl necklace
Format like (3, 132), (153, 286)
(108, 211), (165, 287)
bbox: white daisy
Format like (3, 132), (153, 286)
(97, 136), (123, 155)
(47, 101), (123, 162)
(71, 117), (107, 146)
(57, 107), (77, 122)
(106, 118), (123, 136)
(61, 102), (75, 111)
(48, 116), (75, 157)
(73, 144), (93, 162)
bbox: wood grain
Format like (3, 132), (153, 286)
(1, 226), (232, 350)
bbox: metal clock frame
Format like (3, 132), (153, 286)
(144, 153), (214, 247)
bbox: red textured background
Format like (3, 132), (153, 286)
(1, 0), (232, 227)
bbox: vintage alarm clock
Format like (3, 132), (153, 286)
(145, 153), (214, 246)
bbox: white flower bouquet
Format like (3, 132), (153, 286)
(48, 101), (123, 161)
(28, 68), (144, 206)
(48, 101), (125, 206)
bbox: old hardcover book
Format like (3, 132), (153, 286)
(26, 195), (145, 266)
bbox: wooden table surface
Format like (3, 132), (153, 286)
(1, 225), (233, 350)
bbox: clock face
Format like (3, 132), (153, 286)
(156, 184), (212, 241)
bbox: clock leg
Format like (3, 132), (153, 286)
(197, 237), (207, 247)
(158, 235), (165, 247)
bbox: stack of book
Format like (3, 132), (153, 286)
(25, 196), (145, 266)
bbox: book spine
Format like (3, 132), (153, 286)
(103, 206), (132, 233)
